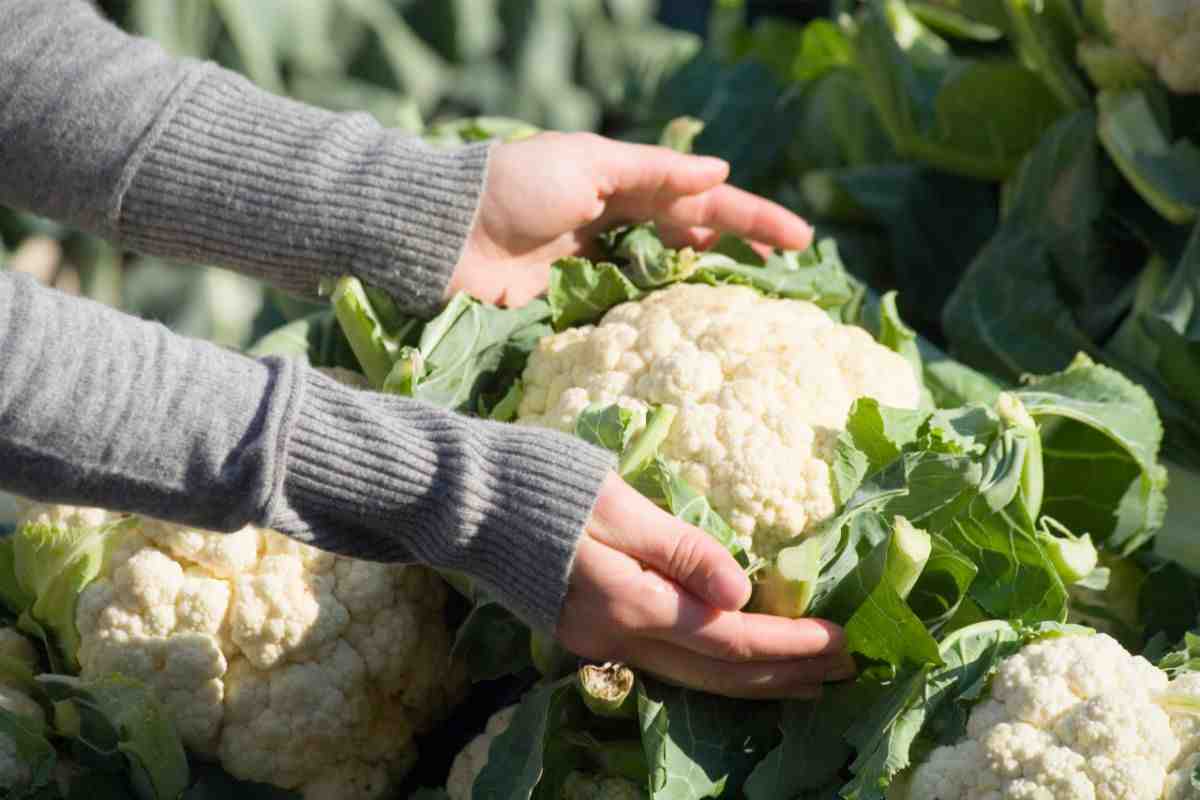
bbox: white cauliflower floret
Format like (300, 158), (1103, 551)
(1104, 0), (1200, 94)
(517, 284), (921, 555)
(446, 706), (517, 800)
(13, 501), (467, 800)
(907, 633), (1200, 799)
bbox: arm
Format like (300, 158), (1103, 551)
(0, 0), (483, 316)
(0, 270), (612, 630)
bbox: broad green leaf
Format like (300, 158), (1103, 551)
(743, 690), (855, 800)
(1017, 354), (1167, 552)
(39, 673), (189, 800)
(885, 451), (1067, 624)
(807, 462), (911, 615)
(1002, 0), (1089, 109)
(845, 578), (942, 666)
(943, 111), (1107, 381)
(547, 257), (642, 330)
(8, 518), (132, 672)
(574, 404), (644, 455)
(472, 677), (579, 800)
(451, 599), (533, 682)
(856, 4), (1065, 181)
(841, 399), (930, 474)
(626, 53), (802, 187)
(840, 620), (1025, 799)
(637, 679), (780, 800)
(907, 532), (980, 633)
(389, 294), (552, 412)
(692, 238), (857, 307)
(246, 310), (361, 370)
(1097, 89), (1200, 225)
(909, 1), (1007, 41)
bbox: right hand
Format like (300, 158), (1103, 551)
(556, 474), (856, 700)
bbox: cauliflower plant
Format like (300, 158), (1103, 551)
(1103, 0), (1200, 94)
(903, 632), (1200, 799)
(13, 500), (467, 800)
(517, 283), (921, 557)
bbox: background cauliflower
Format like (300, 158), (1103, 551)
(1103, 0), (1200, 94)
(13, 500), (467, 800)
(903, 632), (1200, 799)
(516, 283), (921, 557)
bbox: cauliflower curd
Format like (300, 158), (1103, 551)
(517, 283), (921, 554)
(907, 633), (1200, 800)
(15, 501), (466, 800)
(1104, 0), (1200, 95)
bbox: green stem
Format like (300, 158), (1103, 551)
(329, 276), (398, 388)
(618, 405), (678, 478)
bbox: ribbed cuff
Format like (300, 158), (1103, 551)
(117, 69), (490, 317)
(266, 368), (615, 632)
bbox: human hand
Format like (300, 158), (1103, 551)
(556, 474), (855, 700)
(448, 132), (814, 307)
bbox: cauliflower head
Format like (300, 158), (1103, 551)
(516, 283), (921, 556)
(1104, 0), (1200, 94)
(14, 501), (467, 800)
(907, 632), (1200, 799)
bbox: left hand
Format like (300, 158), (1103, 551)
(447, 132), (815, 307)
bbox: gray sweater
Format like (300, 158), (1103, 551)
(0, 0), (614, 632)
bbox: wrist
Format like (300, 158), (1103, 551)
(266, 367), (615, 631)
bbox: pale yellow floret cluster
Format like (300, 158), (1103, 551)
(909, 633), (1200, 799)
(16, 501), (466, 800)
(517, 283), (921, 555)
(1104, 0), (1200, 94)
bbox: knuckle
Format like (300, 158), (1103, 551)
(665, 532), (711, 587)
(714, 618), (755, 663)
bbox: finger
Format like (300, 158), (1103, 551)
(656, 224), (719, 250)
(660, 184), (814, 251)
(621, 638), (841, 700)
(589, 475), (751, 611)
(627, 566), (850, 662)
(593, 138), (730, 199)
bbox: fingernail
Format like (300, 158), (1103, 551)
(696, 156), (729, 173)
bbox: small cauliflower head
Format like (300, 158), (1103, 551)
(446, 705), (517, 800)
(1104, 0), (1200, 94)
(13, 501), (466, 800)
(908, 632), (1200, 800)
(517, 284), (920, 555)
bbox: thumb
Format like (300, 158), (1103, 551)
(587, 474), (752, 611)
(593, 138), (730, 200)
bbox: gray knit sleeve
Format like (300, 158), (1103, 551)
(0, 271), (614, 630)
(0, 0), (486, 316)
